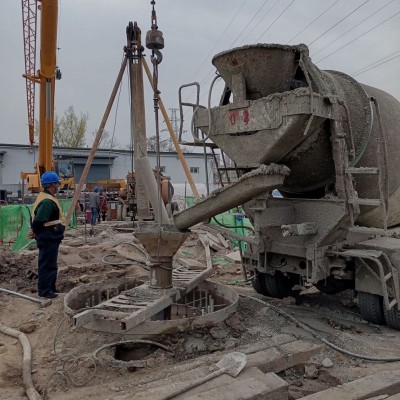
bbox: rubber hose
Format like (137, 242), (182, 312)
(0, 323), (42, 400)
(239, 294), (400, 362)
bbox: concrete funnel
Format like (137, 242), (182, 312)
(135, 224), (190, 289)
(212, 44), (304, 99)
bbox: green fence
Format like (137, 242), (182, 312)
(0, 199), (76, 252)
(185, 197), (253, 251)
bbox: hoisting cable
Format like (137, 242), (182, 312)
(146, 0), (165, 264)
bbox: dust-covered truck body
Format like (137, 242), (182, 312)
(175, 43), (400, 329)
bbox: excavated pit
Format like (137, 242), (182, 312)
(93, 340), (173, 369)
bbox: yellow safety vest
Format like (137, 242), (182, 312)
(31, 192), (66, 227)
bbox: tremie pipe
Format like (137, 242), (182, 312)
(136, 156), (170, 224)
(173, 164), (289, 231)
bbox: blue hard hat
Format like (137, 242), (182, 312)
(99, 187), (104, 192)
(41, 171), (61, 186)
(94, 186), (99, 192)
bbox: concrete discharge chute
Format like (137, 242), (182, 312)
(176, 43), (400, 330)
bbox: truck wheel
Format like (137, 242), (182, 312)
(265, 272), (299, 299)
(383, 303), (400, 330)
(252, 273), (269, 296)
(358, 292), (385, 325)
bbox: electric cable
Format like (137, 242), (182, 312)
(237, 0), (278, 47)
(308, 0), (370, 46)
(352, 52), (400, 77)
(315, 10), (400, 63)
(254, 0), (296, 43)
(181, 0), (248, 119)
(44, 316), (97, 395)
(240, 294), (400, 362)
(189, 0), (248, 81)
(227, 0), (272, 49)
(312, 0), (396, 57)
(287, 0), (340, 44)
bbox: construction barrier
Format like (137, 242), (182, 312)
(183, 196), (253, 251)
(0, 199), (76, 252)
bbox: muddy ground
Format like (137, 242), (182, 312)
(1, 222), (400, 399)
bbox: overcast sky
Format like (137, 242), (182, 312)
(1, 0), (399, 148)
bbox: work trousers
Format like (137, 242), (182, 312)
(90, 207), (98, 226)
(37, 241), (60, 296)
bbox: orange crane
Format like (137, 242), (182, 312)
(20, 0), (70, 193)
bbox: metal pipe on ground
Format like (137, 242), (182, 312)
(0, 288), (52, 308)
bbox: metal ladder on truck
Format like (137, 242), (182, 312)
(345, 97), (389, 235)
(177, 82), (243, 189)
(331, 97), (399, 311)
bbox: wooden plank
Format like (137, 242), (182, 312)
(120, 293), (176, 331)
(199, 235), (212, 270)
(216, 233), (230, 249)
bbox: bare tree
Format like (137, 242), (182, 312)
(35, 106), (88, 147)
(91, 129), (121, 149)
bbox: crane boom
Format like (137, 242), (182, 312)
(21, 0), (61, 192)
(21, 0), (38, 145)
(37, 0), (58, 174)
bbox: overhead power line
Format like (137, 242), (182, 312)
(236, 0), (279, 47)
(287, 0), (340, 44)
(316, 10), (400, 63)
(254, 0), (296, 42)
(308, 0), (370, 46)
(228, 0), (272, 49)
(351, 49), (400, 75)
(313, 0), (396, 58)
(189, 0), (248, 82)
(352, 52), (400, 77)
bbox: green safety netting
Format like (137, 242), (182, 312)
(185, 197), (253, 251)
(0, 199), (76, 252)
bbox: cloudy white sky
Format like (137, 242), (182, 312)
(1, 0), (399, 148)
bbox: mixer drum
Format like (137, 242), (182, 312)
(207, 44), (400, 227)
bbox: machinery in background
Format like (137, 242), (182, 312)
(117, 171), (174, 221)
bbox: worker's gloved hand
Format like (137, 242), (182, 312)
(28, 229), (35, 239)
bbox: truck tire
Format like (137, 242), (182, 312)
(265, 272), (299, 299)
(383, 302), (400, 330)
(358, 292), (385, 325)
(252, 273), (269, 296)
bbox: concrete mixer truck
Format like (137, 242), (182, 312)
(173, 43), (400, 330)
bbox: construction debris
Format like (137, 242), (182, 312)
(1, 223), (400, 400)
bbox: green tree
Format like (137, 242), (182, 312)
(35, 105), (88, 147)
(54, 106), (88, 147)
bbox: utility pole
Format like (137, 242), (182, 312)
(168, 108), (178, 151)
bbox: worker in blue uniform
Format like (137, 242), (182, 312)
(30, 172), (65, 299)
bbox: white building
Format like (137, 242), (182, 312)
(0, 144), (218, 200)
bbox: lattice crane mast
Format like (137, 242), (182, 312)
(20, 0), (62, 192)
(21, 0), (37, 146)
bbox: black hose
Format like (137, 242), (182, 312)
(240, 294), (400, 362)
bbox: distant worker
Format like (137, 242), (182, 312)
(98, 188), (108, 222)
(30, 172), (65, 299)
(88, 186), (100, 228)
